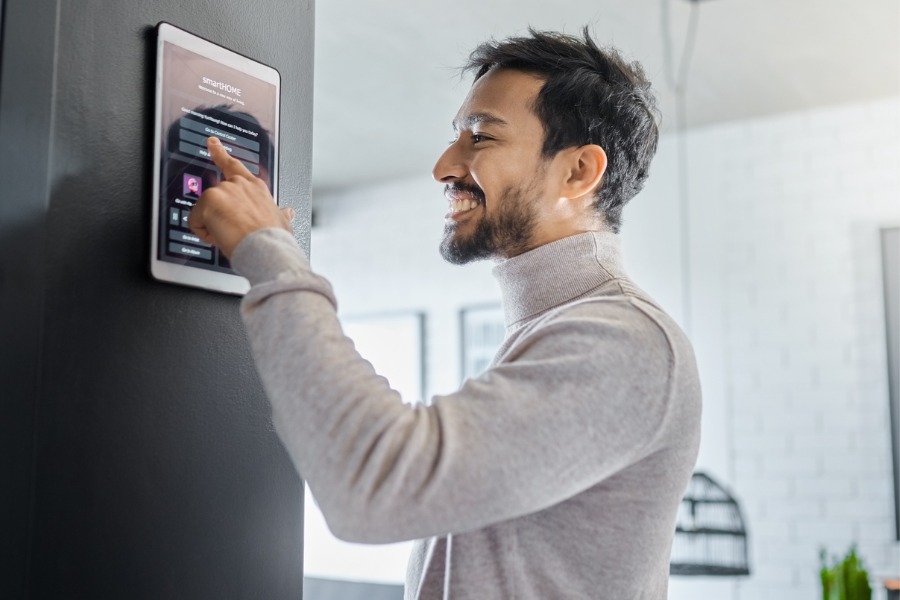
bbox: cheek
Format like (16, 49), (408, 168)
(469, 154), (519, 194)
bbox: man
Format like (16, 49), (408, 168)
(190, 28), (701, 600)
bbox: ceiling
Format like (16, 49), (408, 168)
(311, 0), (899, 192)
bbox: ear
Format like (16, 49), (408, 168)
(560, 144), (607, 202)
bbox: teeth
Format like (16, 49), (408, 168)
(449, 198), (479, 213)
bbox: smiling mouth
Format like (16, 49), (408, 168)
(448, 196), (482, 215)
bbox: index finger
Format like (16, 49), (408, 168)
(206, 136), (255, 180)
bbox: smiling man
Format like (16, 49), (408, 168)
(189, 28), (701, 600)
(438, 68), (606, 265)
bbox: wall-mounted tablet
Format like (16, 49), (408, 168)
(151, 22), (280, 295)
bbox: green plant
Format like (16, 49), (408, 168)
(819, 545), (873, 600)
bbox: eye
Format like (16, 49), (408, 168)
(448, 133), (491, 146)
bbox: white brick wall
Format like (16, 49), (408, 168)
(308, 96), (900, 596)
(678, 96), (900, 600)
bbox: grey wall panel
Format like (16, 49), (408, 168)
(0, 1), (61, 598)
(0, 0), (314, 598)
(882, 227), (900, 540)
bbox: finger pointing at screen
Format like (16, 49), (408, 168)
(188, 136), (294, 258)
(209, 135), (256, 180)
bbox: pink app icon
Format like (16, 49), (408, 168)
(183, 174), (202, 197)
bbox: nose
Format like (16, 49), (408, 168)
(432, 139), (466, 183)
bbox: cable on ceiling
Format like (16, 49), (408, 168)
(661, 0), (702, 337)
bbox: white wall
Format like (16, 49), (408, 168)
(307, 96), (900, 597)
(682, 97), (899, 600)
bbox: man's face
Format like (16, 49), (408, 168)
(434, 68), (568, 264)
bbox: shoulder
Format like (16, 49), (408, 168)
(501, 296), (675, 374)
(558, 280), (694, 360)
(543, 294), (678, 349)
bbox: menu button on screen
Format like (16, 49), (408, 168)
(168, 242), (212, 261)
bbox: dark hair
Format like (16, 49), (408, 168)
(464, 28), (659, 233)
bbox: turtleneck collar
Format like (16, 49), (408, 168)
(491, 231), (625, 328)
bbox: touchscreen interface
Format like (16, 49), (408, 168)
(157, 41), (277, 274)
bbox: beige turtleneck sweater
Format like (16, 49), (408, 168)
(231, 228), (702, 600)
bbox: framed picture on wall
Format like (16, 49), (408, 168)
(460, 304), (505, 383)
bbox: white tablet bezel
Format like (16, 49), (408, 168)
(151, 22), (280, 295)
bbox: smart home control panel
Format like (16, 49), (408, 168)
(150, 22), (281, 295)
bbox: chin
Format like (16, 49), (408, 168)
(440, 232), (494, 265)
(439, 233), (470, 265)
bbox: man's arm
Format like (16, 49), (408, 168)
(231, 228), (674, 543)
(190, 138), (675, 543)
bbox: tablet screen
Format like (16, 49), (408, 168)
(153, 26), (279, 285)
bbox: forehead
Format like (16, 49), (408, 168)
(453, 68), (546, 131)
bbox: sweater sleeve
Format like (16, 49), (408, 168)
(231, 228), (674, 544)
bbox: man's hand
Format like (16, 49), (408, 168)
(188, 137), (294, 258)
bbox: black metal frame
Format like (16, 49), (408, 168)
(670, 471), (751, 576)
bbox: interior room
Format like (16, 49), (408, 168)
(304, 0), (899, 598)
(0, 0), (896, 599)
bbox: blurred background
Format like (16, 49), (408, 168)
(302, 1), (900, 598)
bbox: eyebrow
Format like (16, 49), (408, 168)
(452, 112), (509, 132)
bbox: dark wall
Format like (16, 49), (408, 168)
(0, 1), (314, 598)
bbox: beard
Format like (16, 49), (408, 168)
(439, 180), (540, 265)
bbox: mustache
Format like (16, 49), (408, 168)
(444, 182), (486, 204)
